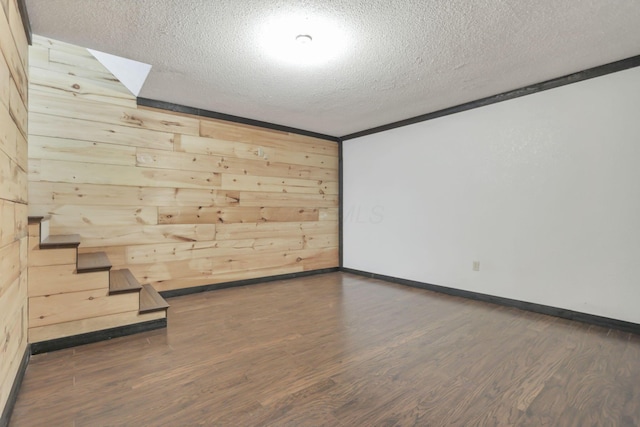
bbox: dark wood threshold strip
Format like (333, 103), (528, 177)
(30, 319), (167, 355)
(0, 345), (29, 427)
(341, 267), (640, 336)
(110, 269), (143, 294)
(159, 267), (340, 299)
(40, 234), (81, 249)
(77, 252), (111, 273)
(139, 285), (170, 313)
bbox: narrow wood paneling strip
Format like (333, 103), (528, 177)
(47, 44), (112, 73)
(0, 148), (27, 203)
(30, 159), (221, 189)
(27, 44), (49, 71)
(30, 83), (137, 109)
(209, 247), (338, 274)
(29, 135), (138, 166)
(30, 112), (175, 151)
(125, 237), (305, 265)
(14, 202), (27, 240)
(304, 233), (339, 249)
(15, 130), (26, 171)
(31, 35), (96, 64)
(0, 48), (10, 108)
(178, 134), (338, 169)
(6, 0), (28, 69)
(0, 299), (25, 413)
(239, 191), (339, 207)
(127, 258), (214, 284)
(29, 67), (134, 107)
(221, 174), (338, 195)
(51, 224), (217, 248)
(9, 76), (27, 136)
(0, 199), (16, 247)
(0, 277), (22, 342)
(215, 221), (337, 240)
(158, 206), (319, 224)
(0, 102), (18, 161)
(28, 265), (108, 297)
(30, 91), (200, 135)
(29, 182), (240, 208)
(30, 204), (158, 227)
(29, 289), (139, 328)
(0, 4), (27, 101)
(198, 117), (338, 156)
(139, 145), (337, 181)
(0, 239), (20, 296)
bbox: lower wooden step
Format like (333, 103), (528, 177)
(140, 284), (170, 313)
(77, 252), (111, 273)
(110, 269), (143, 294)
(40, 234), (81, 249)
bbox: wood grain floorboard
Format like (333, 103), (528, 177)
(9, 272), (640, 426)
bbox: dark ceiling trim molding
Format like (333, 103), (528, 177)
(341, 54), (640, 141)
(16, 0), (32, 45)
(137, 97), (340, 143)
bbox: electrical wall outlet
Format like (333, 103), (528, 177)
(473, 261), (480, 271)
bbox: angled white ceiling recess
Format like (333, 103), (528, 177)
(25, 0), (640, 137)
(88, 49), (151, 97)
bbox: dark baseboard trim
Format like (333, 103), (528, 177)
(30, 318), (167, 355)
(16, 0), (32, 45)
(137, 97), (340, 143)
(160, 267), (340, 299)
(341, 267), (640, 335)
(341, 54), (640, 140)
(0, 345), (30, 427)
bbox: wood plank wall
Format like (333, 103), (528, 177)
(27, 35), (339, 293)
(0, 0), (29, 415)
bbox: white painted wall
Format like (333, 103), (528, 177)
(343, 67), (640, 324)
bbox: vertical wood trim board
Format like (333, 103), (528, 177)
(27, 35), (340, 295)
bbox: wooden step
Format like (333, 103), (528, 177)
(110, 269), (143, 294)
(28, 216), (47, 224)
(40, 234), (81, 249)
(77, 252), (112, 273)
(139, 285), (169, 313)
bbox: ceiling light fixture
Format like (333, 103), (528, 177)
(259, 13), (349, 66)
(296, 34), (313, 44)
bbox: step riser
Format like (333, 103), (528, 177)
(30, 290), (140, 329)
(29, 266), (109, 297)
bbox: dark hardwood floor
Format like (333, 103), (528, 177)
(10, 272), (640, 426)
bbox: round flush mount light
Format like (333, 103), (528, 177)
(259, 13), (349, 66)
(295, 34), (313, 44)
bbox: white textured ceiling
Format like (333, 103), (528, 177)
(25, 0), (640, 137)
